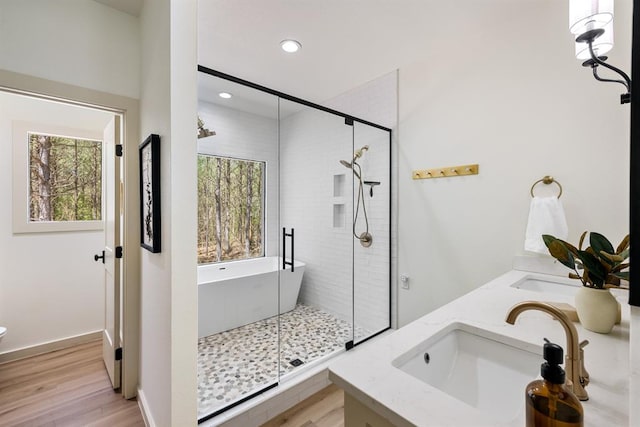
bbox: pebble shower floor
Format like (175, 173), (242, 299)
(197, 303), (363, 416)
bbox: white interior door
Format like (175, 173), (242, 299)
(101, 115), (121, 389)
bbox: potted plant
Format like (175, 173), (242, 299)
(542, 232), (629, 333)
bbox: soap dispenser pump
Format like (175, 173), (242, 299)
(525, 339), (584, 427)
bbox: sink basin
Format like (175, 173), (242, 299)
(392, 323), (541, 424)
(510, 276), (580, 296)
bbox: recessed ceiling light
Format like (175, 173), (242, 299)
(218, 92), (232, 99)
(280, 39), (302, 53)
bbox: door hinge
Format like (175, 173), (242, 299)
(345, 340), (354, 350)
(115, 144), (123, 157)
(115, 246), (123, 258)
(344, 117), (354, 126)
(115, 347), (123, 361)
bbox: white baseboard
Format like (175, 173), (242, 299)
(0, 330), (102, 364)
(138, 387), (156, 427)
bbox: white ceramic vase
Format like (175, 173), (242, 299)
(574, 286), (618, 334)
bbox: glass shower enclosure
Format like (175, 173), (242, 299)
(196, 67), (391, 422)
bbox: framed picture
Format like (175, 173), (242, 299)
(139, 134), (161, 253)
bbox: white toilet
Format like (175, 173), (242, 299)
(0, 326), (6, 343)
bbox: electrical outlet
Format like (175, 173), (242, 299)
(400, 274), (409, 289)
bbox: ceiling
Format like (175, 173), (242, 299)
(197, 0), (535, 105)
(92, 0), (543, 106)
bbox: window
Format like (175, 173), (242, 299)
(13, 122), (104, 233)
(198, 155), (265, 264)
(28, 132), (102, 222)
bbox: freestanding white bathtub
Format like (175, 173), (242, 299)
(198, 256), (305, 338)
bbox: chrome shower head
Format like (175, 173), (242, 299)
(339, 159), (361, 179)
(353, 145), (369, 161)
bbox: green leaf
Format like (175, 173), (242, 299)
(542, 234), (557, 248)
(558, 239), (580, 257)
(590, 232), (615, 257)
(578, 250), (608, 283)
(618, 248), (629, 261)
(600, 251), (624, 263)
(616, 234), (630, 254)
(578, 231), (587, 251)
(547, 240), (576, 270)
(613, 271), (630, 281)
(612, 263), (630, 273)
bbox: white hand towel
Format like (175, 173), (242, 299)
(524, 196), (569, 254)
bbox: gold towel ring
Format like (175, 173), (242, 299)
(530, 175), (563, 198)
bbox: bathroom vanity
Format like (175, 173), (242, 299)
(329, 266), (631, 426)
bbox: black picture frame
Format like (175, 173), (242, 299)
(139, 134), (161, 253)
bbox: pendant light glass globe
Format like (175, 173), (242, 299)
(569, 0), (613, 35)
(575, 20), (613, 60)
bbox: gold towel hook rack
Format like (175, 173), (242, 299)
(530, 175), (563, 198)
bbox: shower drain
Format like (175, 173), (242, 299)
(289, 358), (304, 367)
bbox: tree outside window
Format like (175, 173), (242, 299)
(198, 155), (264, 264)
(28, 132), (102, 222)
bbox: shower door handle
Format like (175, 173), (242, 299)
(282, 228), (295, 272)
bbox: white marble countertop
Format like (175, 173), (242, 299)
(329, 269), (630, 427)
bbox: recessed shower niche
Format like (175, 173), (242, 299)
(333, 204), (345, 228)
(333, 174), (346, 228)
(196, 67), (391, 421)
(334, 173), (345, 197)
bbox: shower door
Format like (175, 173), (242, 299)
(352, 122), (391, 345)
(278, 99), (355, 378)
(196, 72), (281, 420)
(196, 67), (392, 421)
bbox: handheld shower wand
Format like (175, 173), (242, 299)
(339, 145), (372, 248)
(352, 145), (369, 161)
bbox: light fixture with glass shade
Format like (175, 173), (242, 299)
(569, 0), (613, 35)
(570, 0), (631, 104)
(575, 20), (613, 59)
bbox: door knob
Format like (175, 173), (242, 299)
(94, 250), (105, 263)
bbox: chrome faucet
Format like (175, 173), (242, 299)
(505, 301), (589, 401)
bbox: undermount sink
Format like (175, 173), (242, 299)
(510, 276), (580, 296)
(392, 322), (541, 424)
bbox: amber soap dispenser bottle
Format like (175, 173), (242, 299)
(525, 339), (584, 427)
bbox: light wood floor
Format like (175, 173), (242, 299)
(0, 340), (144, 427)
(261, 384), (345, 427)
(0, 339), (344, 427)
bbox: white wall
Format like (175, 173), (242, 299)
(0, 0), (140, 354)
(323, 70), (398, 130)
(0, 92), (113, 354)
(397, 0), (631, 326)
(0, 0), (140, 99)
(139, 0), (197, 425)
(138, 1), (172, 421)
